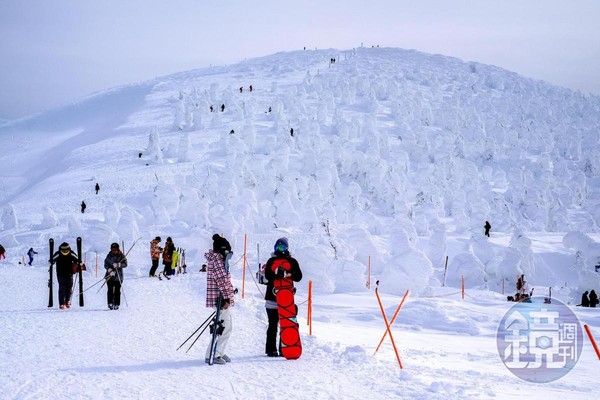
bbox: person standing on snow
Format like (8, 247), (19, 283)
(95, 183), (100, 194)
(581, 291), (590, 307)
(52, 242), (79, 309)
(516, 274), (525, 294)
(27, 247), (38, 265)
(161, 237), (175, 278)
(263, 237), (302, 357)
(81, 201), (86, 213)
(484, 221), (491, 237)
(204, 235), (235, 365)
(589, 290), (598, 308)
(104, 242), (127, 310)
(149, 236), (162, 277)
(0, 243), (6, 260)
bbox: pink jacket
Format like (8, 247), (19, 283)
(204, 250), (235, 308)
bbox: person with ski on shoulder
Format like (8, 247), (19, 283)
(52, 242), (79, 309)
(204, 234), (235, 365)
(104, 242), (127, 310)
(264, 237), (302, 357)
(149, 236), (162, 277)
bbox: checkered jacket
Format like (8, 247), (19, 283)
(205, 250), (235, 308)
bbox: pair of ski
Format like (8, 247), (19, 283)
(47, 237), (83, 308)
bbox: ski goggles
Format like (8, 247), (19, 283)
(275, 244), (287, 252)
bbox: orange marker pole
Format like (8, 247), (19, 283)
(461, 275), (465, 299)
(95, 253), (98, 278)
(308, 280), (313, 335)
(374, 289), (410, 354)
(242, 234), (247, 299)
(584, 325), (600, 360)
(502, 278), (505, 295)
(374, 287), (403, 369)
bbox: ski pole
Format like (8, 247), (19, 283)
(68, 273), (78, 305)
(176, 311), (216, 351)
(81, 275), (110, 294)
(187, 316), (218, 353)
(115, 267), (128, 307)
(96, 270), (114, 293)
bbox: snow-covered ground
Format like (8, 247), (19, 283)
(1, 47), (600, 399)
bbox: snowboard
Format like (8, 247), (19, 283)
(271, 258), (302, 359)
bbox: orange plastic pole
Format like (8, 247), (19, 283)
(502, 278), (505, 295)
(308, 280), (313, 335)
(584, 325), (600, 360)
(374, 290), (410, 354)
(242, 234), (247, 299)
(461, 275), (465, 299)
(374, 287), (403, 369)
(95, 253), (98, 278)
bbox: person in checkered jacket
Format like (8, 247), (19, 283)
(204, 234), (235, 364)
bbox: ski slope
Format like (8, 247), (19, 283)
(1, 47), (600, 399)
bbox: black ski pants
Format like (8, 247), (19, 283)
(57, 275), (73, 306)
(149, 259), (159, 276)
(107, 280), (122, 306)
(265, 308), (280, 355)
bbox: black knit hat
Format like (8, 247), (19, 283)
(111, 243), (119, 249)
(59, 242), (70, 254)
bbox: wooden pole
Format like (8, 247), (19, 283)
(461, 275), (465, 299)
(442, 256), (448, 286)
(308, 280), (313, 336)
(366, 256), (371, 290)
(242, 234), (247, 299)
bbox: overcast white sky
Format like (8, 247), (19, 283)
(1, 0), (599, 120)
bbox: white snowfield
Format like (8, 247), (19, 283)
(1, 47), (599, 399)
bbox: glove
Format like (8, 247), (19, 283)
(113, 262), (121, 269)
(275, 267), (285, 278)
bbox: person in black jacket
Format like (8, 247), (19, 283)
(589, 290), (598, 308)
(104, 242), (128, 310)
(52, 242), (79, 309)
(263, 237), (302, 357)
(484, 221), (491, 237)
(581, 291), (590, 307)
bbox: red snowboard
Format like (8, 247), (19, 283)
(271, 258), (302, 359)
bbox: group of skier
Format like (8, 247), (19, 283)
(148, 236), (182, 279)
(49, 240), (125, 310)
(45, 231), (303, 362)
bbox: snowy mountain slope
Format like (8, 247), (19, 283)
(1, 47), (600, 399)
(2, 47), (599, 296)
